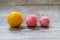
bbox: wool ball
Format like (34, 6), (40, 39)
(40, 16), (50, 27)
(7, 11), (23, 28)
(26, 14), (38, 28)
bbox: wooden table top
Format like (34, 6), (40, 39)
(0, 6), (60, 40)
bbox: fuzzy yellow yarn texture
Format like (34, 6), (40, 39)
(7, 11), (23, 28)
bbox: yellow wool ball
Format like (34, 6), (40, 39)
(7, 11), (23, 28)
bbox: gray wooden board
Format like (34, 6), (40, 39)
(0, 6), (60, 40)
(1, 0), (60, 5)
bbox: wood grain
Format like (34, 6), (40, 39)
(0, 5), (60, 40)
(0, 0), (60, 6)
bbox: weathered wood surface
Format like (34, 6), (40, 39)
(0, 0), (60, 40)
(0, 0), (60, 5)
(0, 6), (60, 40)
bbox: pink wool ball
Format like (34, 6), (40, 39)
(40, 16), (50, 27)
(26, 14), (38, 27)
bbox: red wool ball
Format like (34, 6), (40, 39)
(40, 16), (50, 27)
(26, 14), (38, 28)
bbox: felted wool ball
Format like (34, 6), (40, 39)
(26, 14), (38, 28)
(7, 11), (23, 28)
(40, 16), (50, 27)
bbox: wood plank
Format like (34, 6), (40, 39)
(0, 6), (60, 40)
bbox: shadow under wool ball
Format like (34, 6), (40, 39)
(26, 14), (38, 28)
(7, 11), (23, 28)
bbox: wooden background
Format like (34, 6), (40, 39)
(0, 0), (60, 40)
(0, 0), (60, 5)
